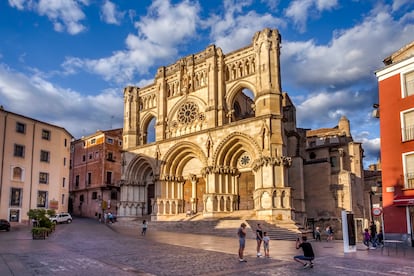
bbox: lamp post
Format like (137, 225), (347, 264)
(369, 186), (378, 222)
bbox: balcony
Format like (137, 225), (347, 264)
(406, 173), (414, 189)
(402, 125), (414, 142)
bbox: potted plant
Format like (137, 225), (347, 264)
(27, 209), (56, 239)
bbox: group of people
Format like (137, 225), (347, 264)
(237, 223), (315, 269)
(313, 225), (334, 242)
(363, 221), (383, 249)
(103, 212), (116, 224)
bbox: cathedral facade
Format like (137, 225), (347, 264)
(119, 28), (297, 221)
(118, 28), (365, 229)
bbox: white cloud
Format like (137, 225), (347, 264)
(8, 0), (88, 35)
(62, 0), (200, 84)
(0, 63), (123, 138)
(206, 0), (285, 53)
(284, 0), (338, 32)
(281, 7), (414, 90)
(100, 0), (124, 25)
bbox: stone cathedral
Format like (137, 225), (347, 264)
(118, 28), (365, 228)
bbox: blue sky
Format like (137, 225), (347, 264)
(1, 0), (414, 168)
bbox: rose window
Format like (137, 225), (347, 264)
(239, 154), (251, 167)
(177, 102), (199, 124)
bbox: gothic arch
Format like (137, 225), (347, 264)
(213, 132), (261, 168)
(225, 80), (256, 113)
(125, 154), (156, 182)
(162, 141), (208, 177)
(140, 112), (157, 144)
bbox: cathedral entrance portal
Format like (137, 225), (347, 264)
(147, 184), (154, 215)
(183, 177), (205, 213)
(238, 171), (255, 210)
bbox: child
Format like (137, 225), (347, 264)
(315, 227), (321, 241)
(363, 228), (371, 249)
(262, 232), (270, 258)
(141, 220), (148, 236)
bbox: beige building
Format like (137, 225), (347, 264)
(0, 107), (72, 223)
(69, 129), (123, 220)
(300, 117), (366, 235)
(119, 28), (366, 230)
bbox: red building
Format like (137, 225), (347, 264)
(375, 41), (414, 245)
(69, 129), (123, 220)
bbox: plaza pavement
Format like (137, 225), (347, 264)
(0, 218), (413, 275)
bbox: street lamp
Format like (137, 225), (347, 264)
(369, 186), (378, 222)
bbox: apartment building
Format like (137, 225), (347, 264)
(0, 107), (72, 223)
(375, 40), (414, 244)
(69, 129), (122, 220)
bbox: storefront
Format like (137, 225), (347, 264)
(393, 195), (414, 247)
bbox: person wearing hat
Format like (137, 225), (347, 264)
(237, 222), (247, 262)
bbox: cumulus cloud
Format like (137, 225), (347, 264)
(8, 0), (88, 35)
(0, 63), (123, 138)
(100, 0), (124, 25)
(284, 0), (338, 32)
(62, 0), (200, 84)
(206, 0), (285, 53)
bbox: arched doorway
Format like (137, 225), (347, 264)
(238, 171), (255, 210)
(147, 184), (154, 215)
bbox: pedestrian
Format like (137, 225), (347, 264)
(103, 212), (108, 224)
(363, 228), (371, 249)
(108, 212), (114, 223)
(326, 225), (334, 241)
(262, 231), (270, 258)
(294, 236), (315, 269)
(141, 220), (148, 236)
(237, 222), (247, 262)
(314, 226), (321, 241)
(256, 223), (263, 257)
(369, 221), (377, 247)
(377, 229), (384, 247)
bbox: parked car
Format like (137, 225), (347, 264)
(0, 219), (10, 231)
(49, 213), (72, 224)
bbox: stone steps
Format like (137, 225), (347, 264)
(116, 211), (302, 241)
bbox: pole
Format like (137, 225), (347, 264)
(369, 191), (374, 222)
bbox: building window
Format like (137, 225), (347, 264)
(40, 150), (50, 162)
(63, 157), (66, 166)
(10, 188), (22, 207)
(106, 171), (112, 184)
(402, 109), (414, 141)
(92, 192), (97, 200)
(403, 70), (414, 97)
(107, 152), (114, 161)
(80, 194), (84, 203)
(89, 153), (93, 160)
(39, 172), (49, 184)
(37, 191), (48, 208)
(75, 175), (79, 187)
(91, 138), (96, 144)
(12, 167), (23, 181)
(62, 194), (65, 205)
(62, 177), (66, 188)
(64, 138), (67, 147)
(82, 155), (86, 162)
(87, 172), (92, 186)
(111, 191), (118, 200)
(403, 152), (414, 189)
(42, 129), (51, 140)
(107, 138), (114, 144)
(330, 156), (339, 169)
(14, 144), (25, 158)
(16, 122), (26, 133)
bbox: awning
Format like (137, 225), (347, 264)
(393, 195), (414, 206)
